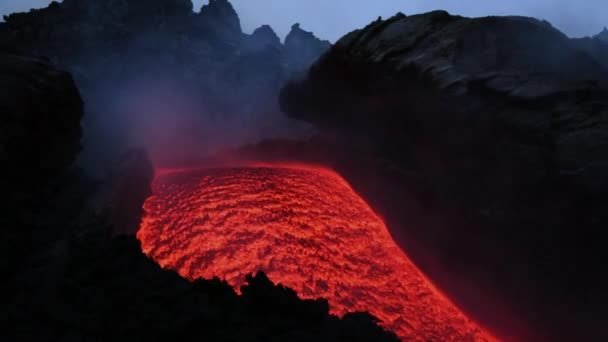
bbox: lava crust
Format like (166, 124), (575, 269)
(137, 163), (495, 341)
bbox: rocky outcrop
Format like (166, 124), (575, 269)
(595, 27), (608, 43)
(0, 53), (83, 187)
(198, 0), (242, 44)
(1, 53), (85, 290)
(6, 215), (399, 342)
(281, 11), (608, 341)
(285, 23), (331, 72)
(106, 149), (154, 236)
(7, 231), (399, 342)
(246, 24), (282, 51)
(571, 26), (608, 70)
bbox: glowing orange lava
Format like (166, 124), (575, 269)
(137, 163), (496, 341)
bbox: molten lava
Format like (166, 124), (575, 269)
(137, 163), (496, 341)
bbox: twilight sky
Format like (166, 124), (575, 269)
(1, 0), (606, 41)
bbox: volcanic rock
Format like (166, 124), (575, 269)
(0, 53), (83, 186)
(281, 11), (608, 341)
(595, 26), (608, 42)
(571, 26), (608, 70)
(0, 53), (87, 293)
(285, 23), (331, 72)
(198, 0), (242, 44)
(7, 230), (400, 341)
(106, 148), (154, 236)
(246, 24), (282, 51)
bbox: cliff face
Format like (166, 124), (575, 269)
(281, 12), (608, 341)
(0, 0), (329, 171)
(0, 54), (87, 302)
(0, 54), (83, 184)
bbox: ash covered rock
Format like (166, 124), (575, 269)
(281, 11), (608, 341)
(0, 53), (83, 187)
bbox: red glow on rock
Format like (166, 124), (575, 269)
(137, 163), (497, 341)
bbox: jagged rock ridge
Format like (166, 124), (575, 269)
(285, 23), (332, 72)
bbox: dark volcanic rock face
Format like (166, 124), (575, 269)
(0, 53), (87, 286)
(0, 0), (329, 171)
(281, 11), (608, 341)
(572, 27), (608, 70)
(0, 55), (88, 277)
(0, 54), (82, 183)
(106, 149), (155, 236)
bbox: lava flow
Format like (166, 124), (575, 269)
(137, 163), (496, 341)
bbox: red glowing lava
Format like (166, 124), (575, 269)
(137, 163), (496, 341)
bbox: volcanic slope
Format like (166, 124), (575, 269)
(137, 164), (496, 341)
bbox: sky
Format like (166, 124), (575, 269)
(1, 0), (607, 41)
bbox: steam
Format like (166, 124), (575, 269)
(77, 68), (312, 174)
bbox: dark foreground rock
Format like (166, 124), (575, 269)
(7, 233), (398, 342)
(281, 11), (608, 341)
(106, 149), (155, 236)
(1, 53), (85, 278)
(0, 53), (82, 185)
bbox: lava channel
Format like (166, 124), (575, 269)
(137, 163), (496, 341)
